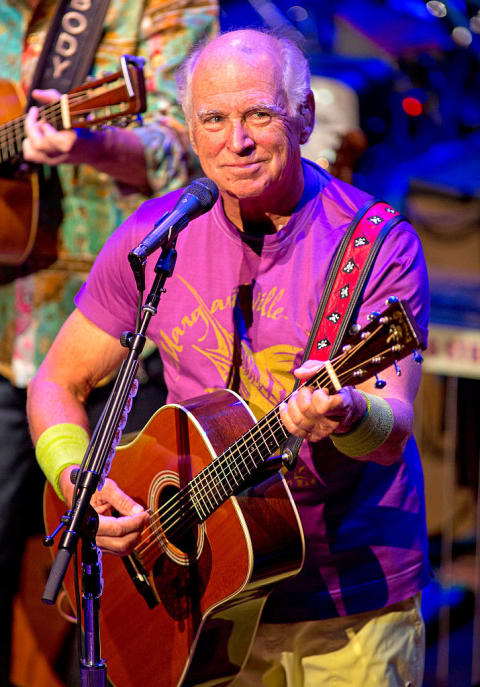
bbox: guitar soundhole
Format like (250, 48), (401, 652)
(148, 470), (206, 567)
(158, 484), (197, 555)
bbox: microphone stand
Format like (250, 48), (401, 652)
(43, 242), (178, 686)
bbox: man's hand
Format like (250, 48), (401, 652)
(279, 360), (347, 442)
(22, 88), (150, 190)
(23, 89), (80, 165)
(59, 465), (149, 556)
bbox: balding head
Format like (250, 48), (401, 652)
(177, 29), (311, 123)
(174, 28), (315, 226)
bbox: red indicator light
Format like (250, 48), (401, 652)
(402, 97), (423, 116)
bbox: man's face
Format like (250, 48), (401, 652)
(188, 47), (307, 205)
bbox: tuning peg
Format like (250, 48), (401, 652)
(386, 296), (399, 304)
(368, 310), (380, 320)
(394, 361), (402, 376)
(349, 323), (361, 336)
(375, 375), (386, 389)
(413, 349), (424, 364)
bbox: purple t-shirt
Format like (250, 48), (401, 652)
(76, 160), (431, 620)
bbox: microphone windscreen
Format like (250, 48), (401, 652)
(187, 177), (219, 210)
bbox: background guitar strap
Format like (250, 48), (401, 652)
(27, 0), (111, 106)
(282, 198), (408, 468)
(17, 0), (111, 269)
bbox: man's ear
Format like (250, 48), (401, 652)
(185, 112), (198, 155)
(299, 90), (315, 144)
(189, 129), (199, 155)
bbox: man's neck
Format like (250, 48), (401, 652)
(222, 172), (305, 234)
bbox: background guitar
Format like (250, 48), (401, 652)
(44, 299), (425, 687)
(0, 56), (146, 266)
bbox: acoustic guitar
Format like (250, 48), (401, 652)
(44, 298), (425, 687)
(0, 56), (146, 266)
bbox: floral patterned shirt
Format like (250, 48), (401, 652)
(0, 0), (218, 386)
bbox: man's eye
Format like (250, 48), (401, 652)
(205, 115), (223, 124)
(249, 111), (273, 124)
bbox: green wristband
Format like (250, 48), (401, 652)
(35, 423), (90, 500)
(330, 392), (394, 457)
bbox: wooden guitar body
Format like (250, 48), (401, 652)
(0, 57), (146, 266)
(0, 79), (40, 265)
(44, 299), (426, 686)
(44, 390), (305, 687)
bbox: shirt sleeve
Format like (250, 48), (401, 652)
(74, 194), (181, 338)
(356, 220), (430, 347)
(123, 1), (219, 195)
(74, 209), (143, 338)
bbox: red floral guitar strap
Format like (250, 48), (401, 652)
(282, 197), (407, 467)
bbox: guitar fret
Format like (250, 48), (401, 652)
(271, 409), (289, 444)
(0, 117), (25, 162)
(264, 413), (281, 449)
(200, 475), (216, 513)
(210, 469), (226, 506)
(15, 119), (24, 154)
(193, 461), (233, 520)
(240, 436), (259, 471)
(212, 461), (230, 498)
(250, 428), (268, 457)
(236, 443), (251, 473)
(225, 456), (243, 489)
(189, 479), (207, 520)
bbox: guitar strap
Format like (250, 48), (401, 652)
(27, 0), (111, 105)
(282, 198), (408, 468)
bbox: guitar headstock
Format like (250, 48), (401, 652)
(66, 55), (146, 129)
(309, 298), (426, 393)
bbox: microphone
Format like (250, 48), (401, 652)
(128, 177), (219, 273)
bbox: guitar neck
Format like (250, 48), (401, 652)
(190, 403), (290, 522)
(186, 298), (425, 522)
(0, 60), (147, 166)
(0, 102), (64, 164)
(188, 367), (336, 522)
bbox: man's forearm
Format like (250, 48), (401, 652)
(27, 378), (91, 499)
(331, 394), (414, 465)
(72, 127), (150, 193)
(27, 378), (90, 444)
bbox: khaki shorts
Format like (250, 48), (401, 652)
(230, 594), (425, 687)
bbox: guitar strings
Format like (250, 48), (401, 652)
(133, 330), (388, 560)
(0, 95), (83, 134)
(157, 326), (388, 525)
(133, 338), (369, 558)
(0, 89), (123, 158)
(137, 332), (400, 562)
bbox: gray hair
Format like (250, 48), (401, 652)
(176, 30), (311, 122)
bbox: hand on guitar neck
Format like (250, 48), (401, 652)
(0, 57), (148, 265)
(24, 88), (149, 192)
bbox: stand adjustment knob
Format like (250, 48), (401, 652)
(120, 331), (133, 348)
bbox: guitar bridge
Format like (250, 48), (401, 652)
(121, 553), (159, 610)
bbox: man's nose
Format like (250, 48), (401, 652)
(226, 120), (254, 153)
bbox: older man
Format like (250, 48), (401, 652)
(28, 29), (430, 687)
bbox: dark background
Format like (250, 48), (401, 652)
(219, 2), (480, 686)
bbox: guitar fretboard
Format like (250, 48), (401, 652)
(134, 299), (424, 567)
(185, 362), (345, 523)
(189, 402), (291, 522)
(0, 103), (63, 164)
